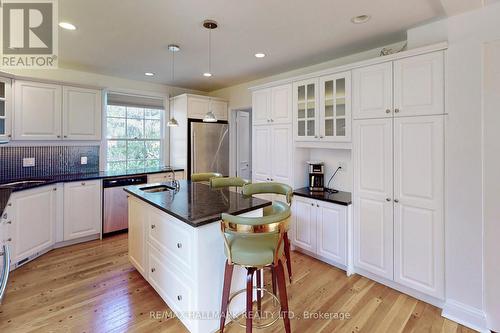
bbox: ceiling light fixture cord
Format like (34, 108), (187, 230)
(208, 27), (211, 75)
(171, 48), (175, 81)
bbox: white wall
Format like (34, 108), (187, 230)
(309, 149), (352, 192)
(407, 2), (500, 331)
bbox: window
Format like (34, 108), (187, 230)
(106, 103), (163, 171)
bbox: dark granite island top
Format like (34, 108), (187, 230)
(124, 180), (272, 227)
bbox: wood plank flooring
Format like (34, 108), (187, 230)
(0, 234), (475, 333)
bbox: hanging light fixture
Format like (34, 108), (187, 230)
(202, 19), (218, 122)
(167, 44), (180, 127)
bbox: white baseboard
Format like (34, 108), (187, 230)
(442, 300), (489, 333)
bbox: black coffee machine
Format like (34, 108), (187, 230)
(308, 161), (324, 192)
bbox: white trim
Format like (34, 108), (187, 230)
(169, 93), (227, 103)
(442, 300), (489, 332)
(249, 42), (448, 91)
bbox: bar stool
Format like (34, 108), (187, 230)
(242, 182), (294, 283)
(191, 172), (222, 182)
(219, 202), (292, 333)
(210, 176), (250, 190)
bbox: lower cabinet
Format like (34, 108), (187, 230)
(63, 180), (102, 240)
(147, 171), (185, 184)
(10, 185), (57, 264)
(291, 195), (352, 273)
(128, 197), (148, 276)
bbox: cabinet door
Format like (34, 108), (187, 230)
(316, 202), (347, 265)
(187, 96), (209, 119)
(353, 118), (394, 280)
(270, 124), (292, 185)
(393, 116), (444, 298)
(0, 77), (12, 141)
(252, 89), (271, 125)
(63, 180), (101, 240)
(292, 196), (317, 253)
(394, 52), (444, 117)
(63, 86), (102, 140)
(252, 125), (272, 182)
(320, 72), (351, 142)
(352, 62), (393, 119)
(11, 186), (56, 263)
(210, 99), (228, 121)
(294, 78), (319, 141)
(14, 81), (62, 140)
(128, 197), (147, 276)
(271, 84), (292, 124)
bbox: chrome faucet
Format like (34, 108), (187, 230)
(168, 168), (180, 191)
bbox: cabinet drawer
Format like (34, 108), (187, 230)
(148, 245), (192, 315)
(148, 208), (194, 276)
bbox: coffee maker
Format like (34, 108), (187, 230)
(307, 161), (324, 192)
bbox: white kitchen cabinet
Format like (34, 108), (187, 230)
(0, 77), (12, 141)
(252, 89), (270, 125)
(352, 62), (393, 119)
(184, 95), (227, 121)
(319, 72), (351, 142)
(293, 78), (319, 141)
(393, 115), (444, 299)
(10, 185), (57, 264)
(252, 84), (292, 125)
(210, 99), (228, 121)
(147, 171), (185, 184)
(14, 80), (62, 140)
(353, 118), (394, 280)
(292, 195), (351, 271)
(63, 180), (101, 240)
(252, 125), (272, 182)
(128, 196), (148, 276)
(62, 86), (102, 140)
(393, 52), (444, 117)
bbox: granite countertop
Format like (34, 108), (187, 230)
(0, 166), (184, 215)
(293, 187), (352, 206)
(124, 180), (272, 227)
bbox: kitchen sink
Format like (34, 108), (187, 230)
(139, 185), (176, 193)
(0, 180), (48, 188)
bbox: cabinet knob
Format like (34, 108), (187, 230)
(386, 109), (391, 114)
(53, 188), (57, 191)
(6, 221), (12, 225)
(151, 268), (156, 273)
(314, 135), (318, 139)
(177, 243), (182, 249)
(7, 238), (12, 242)
(177, 295), (182, 301)
(57, 135), (61, 138)
(7, 134), (11, 138)
(151, 224), (156, 229)
(319, 136), (324, 139)
(81, 182), (86, 186)
(394, 199), (399, 203)
(310, 203), (314, 206)
(64, 135), (68, 138)
(317, 204), (319, 207)
(271, 119), (274, 122)
(394, 108), (400, 113)
(2, 213), (7, 219)
(386, 198), (391, 202)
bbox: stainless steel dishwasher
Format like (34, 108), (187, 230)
(102, 175), (147, 235)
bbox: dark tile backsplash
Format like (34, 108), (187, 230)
(0, 146), (99, 181)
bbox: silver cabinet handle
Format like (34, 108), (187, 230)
(177, 295), (182, 301)
(177, 243), (182, 249)
(151, 268), (155, 273)
(0, 244), (11, 304)
(151, 224), (156, 229)
(394, 108), (400, 113)
(386, 109), (391, 114)
(386, 198), (391, 202)
(394, 199), (399, 203)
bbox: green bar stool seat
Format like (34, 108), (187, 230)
(210, 176), (250, 189)
(219, 201), (292, 333)
(191, 172), (222, 182)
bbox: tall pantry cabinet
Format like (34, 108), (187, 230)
(353, 50), (445, 300)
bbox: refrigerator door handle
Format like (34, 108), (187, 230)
(0, 244), (11, 304)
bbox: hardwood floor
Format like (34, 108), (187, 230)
(0, 234), (475, 333)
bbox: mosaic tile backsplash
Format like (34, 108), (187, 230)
(0, 146), (99, 181)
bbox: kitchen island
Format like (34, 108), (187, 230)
(124, 180), (271, 333)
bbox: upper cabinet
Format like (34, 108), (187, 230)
(0, 77), (12, 141)
(14, 80), (102, 141)
(353, 51), (444, 119)
(252, 84), (292, 125)
(183, 94), (227, 121)
(293, 72), (351, 144)
(63, 86), (102, 140)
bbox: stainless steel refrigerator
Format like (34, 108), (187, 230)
(188, 120), (229, 177)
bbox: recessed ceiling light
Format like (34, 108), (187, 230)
(59, 22), (77, 30)
(168, 44), (180, 52)
(351, 15), (371, 24)
(255, 53), (266, 58)
(144, 72), (155, 76)
(203, 72), (212, 77)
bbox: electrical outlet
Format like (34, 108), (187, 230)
(80, 156), (88, 165)
(23, 157), (35, 167)
(337, 161), (346, 171)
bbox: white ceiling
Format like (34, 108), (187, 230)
(58, 0), (449, 91)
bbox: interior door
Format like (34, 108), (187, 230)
(353, 118), (394, 280)
(393, 115), (444, 298)
(393, 51), (444, 117)
(252, 125), (271, 182)
(352, 62), (393, 119)
(236, 111), (251, 180)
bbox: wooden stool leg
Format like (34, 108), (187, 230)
(276, 260), (291, 333)
(256, 269), (262, 317)
(270, 265), (277, 296)
(284, 232), (292, 283)
(219, 260), (234, 333)
(246, 268), (255, 333)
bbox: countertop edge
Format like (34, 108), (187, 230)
(293, 189), (352, 206)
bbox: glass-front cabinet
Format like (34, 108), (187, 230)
(319, 72), (351, 142)
(293, 71), (351, 144)
(0, 77), (12, 141)
(293, 78), (319, 141)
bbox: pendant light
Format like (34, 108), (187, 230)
(167, 44), (180, 127)
(202, 19), (218, 122)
